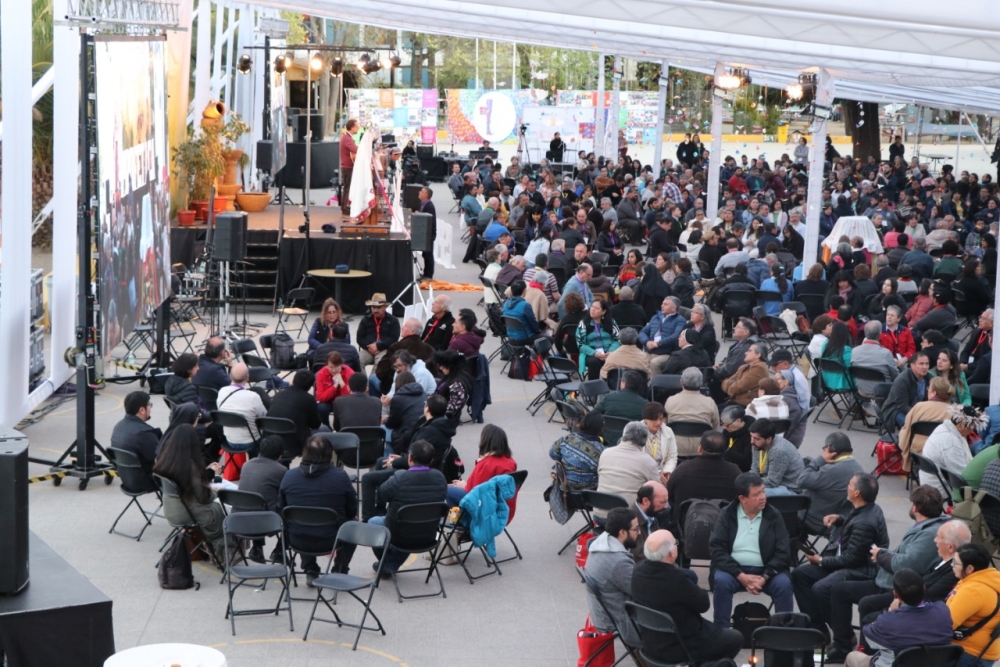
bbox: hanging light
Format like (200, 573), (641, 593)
(786, 83), (804, 101)
(310, 53), (324, 72)
(274, 53), (290, 74)
(363, 59), (382, 75)
(356, 53), (371, 71)
(237, 54), (252, 74)
(716, 73), (741, 90)
(330, 57), (344, 77)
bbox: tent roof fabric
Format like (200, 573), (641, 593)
(244, 0), (1000, 110)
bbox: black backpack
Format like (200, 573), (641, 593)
(158, 533), (200, 590)
(682, 499), (725, 561)
(732, 601), (770, 648)
(270, 333), (297, 370)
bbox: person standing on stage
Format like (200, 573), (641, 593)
(549, 132), (566, 163)
(418, 187), (437, 280)
(339, 119), (359, 217)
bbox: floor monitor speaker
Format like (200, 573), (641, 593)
(0, 434), (29, 595)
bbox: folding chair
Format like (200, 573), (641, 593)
(765, 493), (815, 562)
(797, 293), (826, 322)
(230, 338), (259, 361)
(891, 644), (964, 667)
(625, 602), (698, 667)
(280, 505), (341, 596)
(909, 452), (955, 505)
(222, 511), (293, 635)
(812, 358), (859, 429)
(556, 490), (627, 556)
(649, 374), (682, 403)
(502, 315), (533, 375)
(479, 275), (504, 304)
(385, 502), (450, 601)
(971, 383), (990, 409)
(750, 625), (827, 667)
(578, 378), (611, 409)
(484, 304), (511, 364)
(276, 287), (314, 339)
(602, 415), (633, 444)
(849, 366), (894, 432)
(210, 410), (260, 478)
(196, 385), (219, 411)
(257, 417), (297, 455)
(529, 339), (581, 416)
(903, 421), (943, 490)
(108, 447), (162, 541)
(553, 397), (587, 429)
(675, 498), (728, 571)
(577, 566), (642, 667)
(941, 467), (969, 496)
(494, 470), (528, 564)
(338, 426), (386, 494)
(666, 420), (714, 441)
(764, 315), (806, 358)
(154, 474), (221, 568)
(303, 521), (390, 650)
(605, 367), (648, 390)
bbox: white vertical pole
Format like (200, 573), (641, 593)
(224, 6), (236, 111)
(50, 0), (80, 393)
(211, 0), (225, 99)
(596, 53), (606, 158)
(493, 40), (497, 90)
(706, 63), (725, 221)
(0, 0), (32, 426)
(512, 41), (517, 89)
(652, 59), (669, 172)
(955, 114), (962, 174)
(475, 38), (479, 89)
(802, 69), (835, 270)
(192, 0), (213, 122)
(608, 56), (621, 159)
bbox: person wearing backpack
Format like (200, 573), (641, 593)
(948, 543), (1000, 667)
(708, 472), (794, 629)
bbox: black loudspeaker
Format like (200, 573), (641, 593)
(273, 141), (339, 190)
(0, 437), (29, 595)
(256, 140), (273, 172)
(215, 212), (247, 263)
(410, 212), (435, 253)
(295, 113), (325, 141)
(416, 145), (434, 158)
(404, 184), (423, 212)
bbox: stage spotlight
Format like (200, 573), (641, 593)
(389, 54), (402, 68)
(356, 53), (371, 71)
(310, 53), (324, 71)
(330, 57), (344, 76)
(363, 60), (382, 75)
(237, 54), (252, 74)
(274, 53), (290, 74)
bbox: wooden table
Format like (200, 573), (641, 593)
(306, 269), (372, 312)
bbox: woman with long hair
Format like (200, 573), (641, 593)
(930, 348), (972, 406)
(956, 258), (993, 317)
(769, 199), (788, 229)
(596, 218), (624, 265)
(825, 270), (862, 316)
(793, 263), (830, 315)
(153, 424), (228, 560)
(869, 278), (907, 322)
(760, 263), (793, 316)
(309, 298), (347, 353)
(655, 253), (677, 285)
(434, 350), (473, 422)
(156, 402), (201, 459)
(905, 279), (935, 325)
(575, 298), (621, 379)
(782, 223), (805, 260)
(446, 424), (518, 518)
(820, 321), (853, 391)
(618, 249), (644, 284)
(826, 241), (855, 281)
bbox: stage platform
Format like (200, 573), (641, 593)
(0, 532), (115, 667)
(170, 201), (415, 314)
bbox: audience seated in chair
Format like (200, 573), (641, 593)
(593, 371), (648, 445)
(597, 421), (661, 508)
(111, 390), (162, 475)
(237, 436), (289, 563)
(549, 411), (606, 493)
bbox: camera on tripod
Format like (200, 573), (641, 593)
(519, 123), (529, 135)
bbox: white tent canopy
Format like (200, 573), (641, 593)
(244, 0), (1000, 93)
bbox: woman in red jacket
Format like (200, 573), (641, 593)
(905, 279), (934, 326)
(315, 351), (353, 424)
(446, 424), (518, 519)
(879, 305), (916, 367)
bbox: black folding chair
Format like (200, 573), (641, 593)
(667, 420), (714, 440)
(624, 602), (697, 667)
(196, 385), (219, 411)
(257, 416), (297, 461)
(276, 287), (314, 339)
(281, 505), (341, 596)
(495, 470), (528, 564)
(675, 498), (728, 571)
(605, 367), (649, 391)
(578, 566), (642, 667)
(904, 420), (943, 490)
(649, 374), (682, 403)
(766, 493), (814, 562)
(601, 415), (633, 444)
(222, 511), (293, 635)
(891, 644), (964, 667)
(849, 366), (895, 432)
(941, 467), (969, 495)
(578, 378), (611, 409)
(909, 452), (955, 505)
(528, 338), (580, 416)
(154, 473), (221, 569)
(502, 315), (533, 375)
(812, 358), (859, 429)
(557, 489), (623, 556)
(971, 383), (991, 409)
(303, 521), (390, 650)
(108, 447), (161, 541)
(797, 293), (826, 322)
(385, 502), (450, 602)
(211, 410), (260, 478)
(338, 426), (386, 494)
(750, 625), (827, 667)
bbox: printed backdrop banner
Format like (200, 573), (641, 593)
(95, 39), (171, 355)
(347, 88), (439, 143)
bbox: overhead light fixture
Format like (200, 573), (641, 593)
(786, 83), (804, 101)
(330, 57), (344, 77)
(310, 53), (324, 72)
(389, 54), (402, 69)
(363, 59), (382, 75)
(716, 67), (751, 90)
(787, 73), (817, 101)
(237, 54), (252, 74)
(274, 53), (290, 74)
(356, 53), (371, 71)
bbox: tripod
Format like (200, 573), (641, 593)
(517, 127), (534, 170)
(390, 252), (430, 320)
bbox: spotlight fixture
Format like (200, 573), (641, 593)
(716, 67), (751, 90)
(330, 57), (344, 77)
(785, 83), (804, 101)
(363, 59), (382, 75)
(356, 53), (371, 71)
(310, 53), (324, 71)
(237, 54), (252, 74)
(274, 52), (291, 74)
(389, 54), (402, 68)
(786, 73), (817, 102)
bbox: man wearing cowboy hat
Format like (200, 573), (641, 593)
(357, 293), (401, 368)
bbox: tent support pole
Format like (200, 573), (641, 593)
(652, 60), (669, 172)
(596, 52), (605, 158)
(803, 68), (834, 269)
(706, 62), (725, 221)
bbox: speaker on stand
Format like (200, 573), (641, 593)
(0, 431), (29, 595)
(410, 212), (436, 254)
(214, 213), (247, 333)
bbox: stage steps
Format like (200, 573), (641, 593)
(242, 230), (280, 306)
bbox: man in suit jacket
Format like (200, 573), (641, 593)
(661, 328), (711, 375)
(630, 481), (667, 562)
(332, 372), (383, 431)
(633, 530), (744, 665)
(417, 187), (437, 280)
(110, 391), (162, 473)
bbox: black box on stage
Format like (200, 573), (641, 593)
(273, 141), (339, 190)
(416, 145), (434, 158)
(410, 212), (435, 253)
(215, 212), (248, 263)
(295, 113), (325, 141)
(404, 184), (423, 212)
(256, 140), (273, 172)
(0, 432), (29, 595)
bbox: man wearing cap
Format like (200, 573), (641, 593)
(357, 294), (401, 368)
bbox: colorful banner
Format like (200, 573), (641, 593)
(347, 88), (439, 143)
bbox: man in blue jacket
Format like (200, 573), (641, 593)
(639, 296), (685, 374)
(502, 280), (541, 343)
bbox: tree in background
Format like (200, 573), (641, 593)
(842, 101), (881, 161)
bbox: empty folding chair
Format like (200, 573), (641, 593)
(221, 511), (293, 636)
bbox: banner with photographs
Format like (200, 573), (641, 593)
(347, 88), (439, 144)
(95, 39), (172, 354)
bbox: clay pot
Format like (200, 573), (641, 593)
(235, 192), (271, 212)
(177, 210), (196, 227)
(191, 201), (209, 221)
(222, 150), (244, 185)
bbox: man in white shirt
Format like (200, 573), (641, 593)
(216, 363), (267, 452)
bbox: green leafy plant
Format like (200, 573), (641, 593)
(762, 104), (782, 136)
(171, 127), (225, 202)
(219, 111), (251, 170)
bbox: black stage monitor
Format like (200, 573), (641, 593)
(410, 212), (435, 253)
(295, 113), (325, 142)
(416, 145), (434, 158)
(273, 141), (339, 190)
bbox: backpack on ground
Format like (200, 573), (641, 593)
(270, 333), (297, 370)
(732, 601), (770, 648)
(158, 532), (200, 590)
(682, 499), (725, 561)
(952, 487), (1000, 554)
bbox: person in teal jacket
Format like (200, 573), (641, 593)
(928, 347), (972, 406)
(575, 298), (621, 379)
(820, 320), (854, 391)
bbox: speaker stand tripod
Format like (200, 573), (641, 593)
(390, 252), (431, 320)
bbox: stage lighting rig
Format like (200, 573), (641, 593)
(310, 53), (324, 71)
(274, 52), (291, 74)
(330, 57), (344, 76)
(356, 53), (371, 71)
(237, 53), (252, 74)
(363, 59), (382, 75)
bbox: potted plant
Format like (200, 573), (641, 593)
(172, 127), (225, 221)
(220, 112), (251, 187)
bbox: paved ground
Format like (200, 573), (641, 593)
(22, 181), (925, 666)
